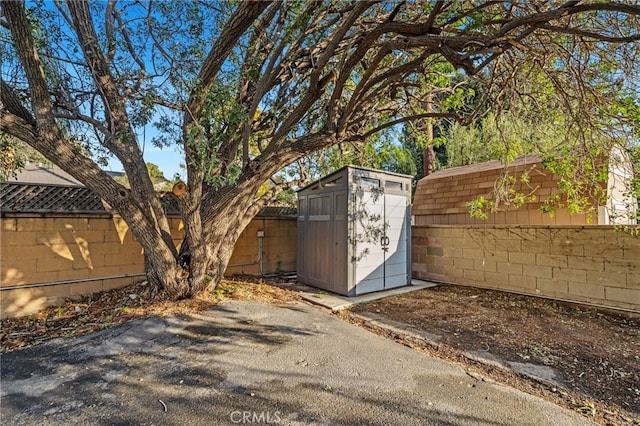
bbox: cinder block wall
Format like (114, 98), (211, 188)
(412, 225), (640, 313)
(224, 216), (297, 276)
(1, 214), (296, 318)
(2, 215), (146, 320)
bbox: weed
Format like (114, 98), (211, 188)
(576, 400), (596, 416)
(530, 346), (543, 357)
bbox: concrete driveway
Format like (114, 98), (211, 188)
(1, 300), (593, 425)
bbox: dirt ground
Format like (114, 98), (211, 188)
(2, 278), (639, 425)
(346, 284), (640, 425)
(0, 277), (299, 354)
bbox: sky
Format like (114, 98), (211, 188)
(23, 1), (199, 182)
(106, 143), (184, 180)
(104, 120), (185, 180)
(142, 147), (184, 180)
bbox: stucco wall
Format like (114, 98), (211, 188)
(412, 225), (640, 313)
(1, 214), (296, 318)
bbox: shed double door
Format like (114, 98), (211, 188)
(352, 190), (408, 295)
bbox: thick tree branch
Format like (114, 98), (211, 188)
(0, 111), (37, 144)
(539, 24), (640, 43)
(66, 0), (174, 235)
(495, 2), (640, 39)
(243, 178), (302, 221)
(424, 1), (444, 31)
(354, 112), (461, 142)
(112, 4), (147, 96)
(269, 3), (375, 146)
(184, 0), (270, 125)
(0, 79), (35, 125)
(105, 0), (116, 63)
(67, 0), (124, 131)
(219, 2), (282, 168)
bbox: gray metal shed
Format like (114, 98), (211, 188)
(297, 166), (412, 296)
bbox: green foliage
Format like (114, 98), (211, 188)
(435, 89), (638, 222)
(299, 133), (417, 182)
(466, 172), (538, 219)
(377, 145), (418, 176)
(185, 79), (249, 188)
(441, 111), (565, 167)
(146, 162), (165, 180)
(541, 147), (609, 223)
(0, 134), (51, 180)
(466, 196), (491, 220)
(1, 136), (24, 180)
(128, 96), (156, 129)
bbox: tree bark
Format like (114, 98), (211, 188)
(4, 0), (639, 302)
(423, 93), (435, 177)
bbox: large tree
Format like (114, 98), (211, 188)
(2, 0), (639, 298)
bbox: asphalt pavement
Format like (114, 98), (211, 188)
(0, 300), (593, 425)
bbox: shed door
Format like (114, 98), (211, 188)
(383, 193), (409, 289)
(353, 188), (386, 294)
(353, 189), (408, 295)
(305, 193), (332, 288)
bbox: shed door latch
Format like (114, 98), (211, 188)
(381, 235), (390, 251)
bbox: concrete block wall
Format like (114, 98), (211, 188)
(1, 215), (145, 318)
(225, 217), (297, 276)
(1, 214), (297, 318)
(412, 225), (640, 313)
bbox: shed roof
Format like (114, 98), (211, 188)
(298, 165), (413, 193)
(424, 155), (542, 180)
(412, 155), (551, 218)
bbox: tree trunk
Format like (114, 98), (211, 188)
(144, 251), (186, 298)
(423, 92), (435, 177)
(162, 219), (245, 299)
(166, 176), (267, 299)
